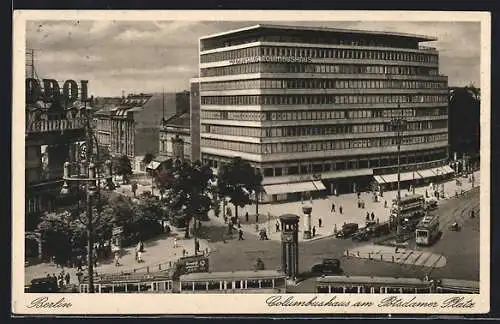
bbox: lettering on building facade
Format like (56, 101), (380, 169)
(229, 56), (313, 64)
(26, 78), (89, 104)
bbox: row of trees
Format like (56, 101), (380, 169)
(152, 157), (263, 236)
(36, 155), (263, 266)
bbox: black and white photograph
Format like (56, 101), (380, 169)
(12, 10), (490, 315)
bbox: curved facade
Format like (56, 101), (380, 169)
(198, 25), (449, 199)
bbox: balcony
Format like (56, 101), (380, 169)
(418, 46), (437, 52)
(26, 119), (86, 134)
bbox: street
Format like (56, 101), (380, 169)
(209, 187), (480, 292)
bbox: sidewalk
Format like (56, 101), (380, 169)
(216, 171), (480, 243)
(25, 228), (210, 285)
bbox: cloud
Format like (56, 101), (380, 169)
(26, 20), (481, 96)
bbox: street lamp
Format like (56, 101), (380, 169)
(61, 108), (115, 293)
(388, 105), (408, 237)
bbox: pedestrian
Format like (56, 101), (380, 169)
(339, 206), (343, 214)
(245, 211), (249, 222)
(318, 218), (322, 228)
(139, 240), (144, 252)
(114, 252), (120, 266)
(384, 200), (388, 208)
(76, 270), (83, 284)
(275, 221), (280, 232)
(366, 212), (370, 221)
(238, 229), (244, 240)
(331, 202), (336, 212)
(357, 192), (361, 199)
(174, 237), (178, 248)
(226, 207), (232, 218)
(376, 217), (379, 224)
(312, 226), (316, 237)
(471, 210), (475, 218)
(182, 248), (186, 257)
(195, 240), (200, 252)
(65, 272), (70, 285)
(371, 212), (375, 221)
(334, 188), (338, 196)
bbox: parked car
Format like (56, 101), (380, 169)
(335, 223), (359, 239)
(366, 223), (390, 237)
(26, 277), (59, 293)
(351, 230), (369, 242)
(311, 258), (343, 275)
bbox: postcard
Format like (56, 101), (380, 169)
(12, 9), (490, 315)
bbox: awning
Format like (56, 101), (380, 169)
(380, 171), (421, 184)
(439, 165), (455, 175)
(312, 180), (326, 191)
(146, 161), (161, 170)
(417, 169), (436, 178)
(263, 181), (318, 195)
(374, 175), (386, 184)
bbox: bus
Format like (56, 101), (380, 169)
(415, 215), (440, 246)
(179, 270), (287, 293)
(315, 275), (433, 293)
(435, 279), (479, 294)
(79, 272), (174, 293)
(391, 194), (426, 230)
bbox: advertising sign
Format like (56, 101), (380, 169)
(175, 255), (209, 277)
(26, 78), (89, 104)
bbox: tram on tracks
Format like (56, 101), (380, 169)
(435, 279), (479, 294)
(179, 270), (287, 293)
(415, 214), (440, 246)
(79, 272), (174, 293)
(315, 275), (479, 294)
(316, 275), (433, 293)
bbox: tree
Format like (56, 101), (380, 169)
(218, 157), (263, 222)
(142, 153), (155, 166)
(156, 159), (215, 242)
(114, 155), (133, 184)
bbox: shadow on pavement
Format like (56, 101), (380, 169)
(196, 224), (240, 243)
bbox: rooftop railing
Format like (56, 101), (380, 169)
(26, 118), (86, 134)
(418, 46), (437, 52)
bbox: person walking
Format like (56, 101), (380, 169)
(312, 226), (316, 237)
(318, 218), (322, 228)
(238, 229), (244, 240)
(275, 221), (280, 232)
(339, 206), (343, 214)
(256, 213), (259, 223)
(384, 200), (388, 208)
(245, 211), (249, 222)
(137, 250), (143, 263)
(331, 202), (336, 213)
(237, 219), (241, 229)
(371, 212), (375, 221)
(173, 237), (178, 248)
(366, 212), (370, 221)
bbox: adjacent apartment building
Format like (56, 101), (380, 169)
(198, 24), (450, 202)
(94, 91), (189, 172)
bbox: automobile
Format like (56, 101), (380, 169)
(366, 223), (390, 237)
(335, 223), (359, 239)
(351, 229), (369, 241)
(26, 277), (59, 293)
(311, 258), (343, 276)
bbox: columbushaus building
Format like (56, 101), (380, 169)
(199, 24), (450, 202)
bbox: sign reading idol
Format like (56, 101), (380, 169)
(26, 78), (89, 104)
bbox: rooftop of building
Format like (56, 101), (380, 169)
(200, 24), (437, 42)
(162, 111), (190, 129)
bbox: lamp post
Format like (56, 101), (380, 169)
(61, 108), (115, 293)
(388, 106), (408, 236)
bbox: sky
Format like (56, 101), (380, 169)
(26, 20), (481, 97)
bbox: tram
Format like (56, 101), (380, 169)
(179, 270), (287, 293)
(415, 215), (440, 246)
(79, 272), (174, 293)
(435, 279), (479, 294)
(315, 275), (433, 293)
